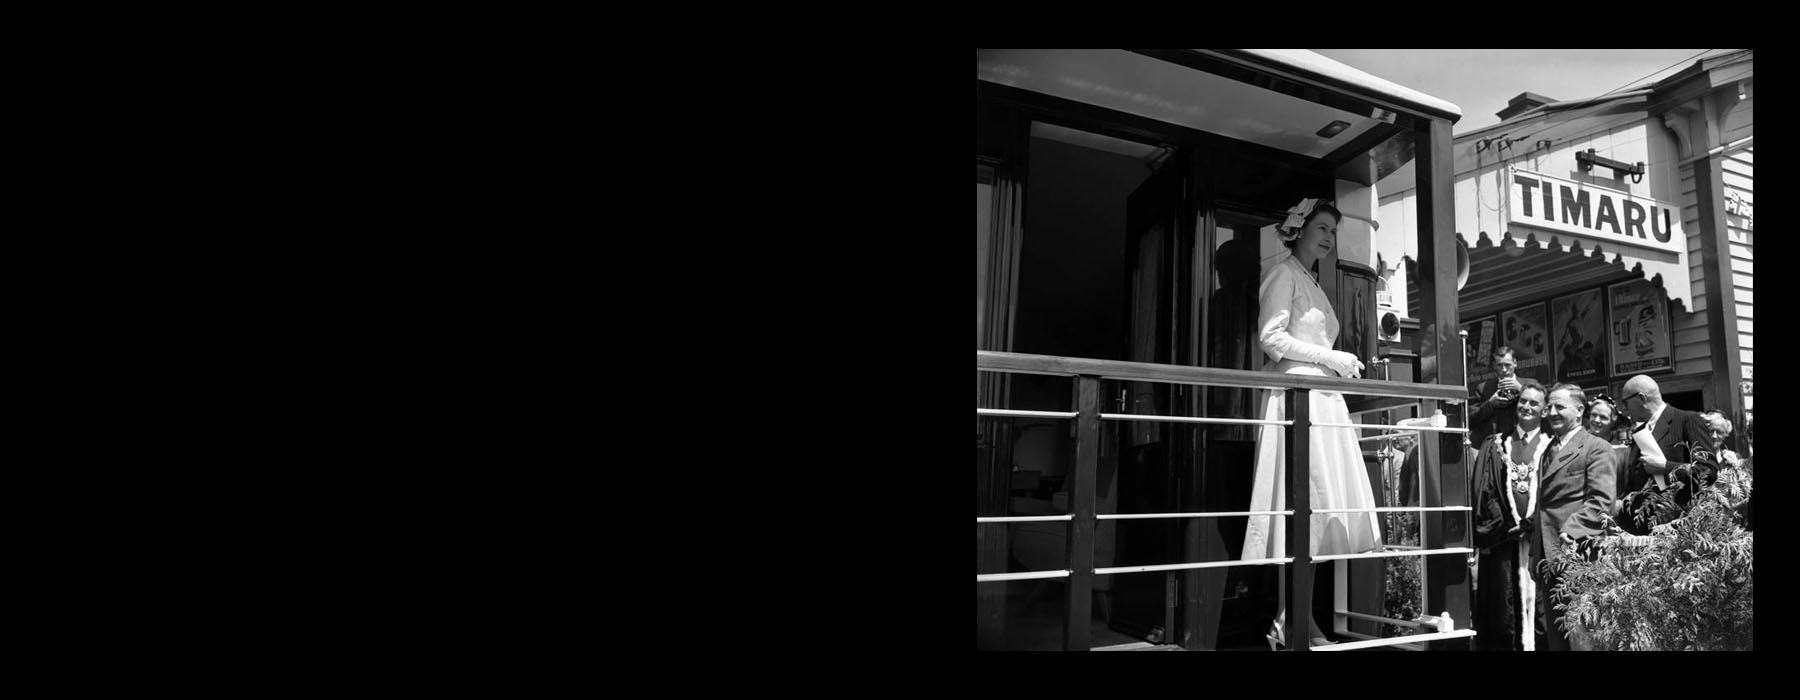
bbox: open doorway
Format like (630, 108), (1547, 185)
(985, 114), (1343, 649)
(998, 121), (1167, 649)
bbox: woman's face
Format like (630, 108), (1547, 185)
(1586, 402), (1615, 437)
(1294, 212), (1338, 262)
(1706, 416), (1731, 448)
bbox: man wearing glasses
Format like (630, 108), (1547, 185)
(1616, 374), (1717, 528)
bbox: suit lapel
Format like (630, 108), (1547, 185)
(1540, 430), (1582, 482)
(1659, 408), (1690, 461)
(1654, 409), (1676, 444)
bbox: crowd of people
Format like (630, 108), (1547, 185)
(1241, 198), (1750, 651)
(1460, 350), (1752, 650)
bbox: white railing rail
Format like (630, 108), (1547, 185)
(976, 350), (1476, 651)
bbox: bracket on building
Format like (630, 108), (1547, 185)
(1576, 148), (1646, 183)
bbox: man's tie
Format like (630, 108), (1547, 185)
(1541, 433), (1562, 471)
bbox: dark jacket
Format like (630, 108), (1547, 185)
(1470, 430), (1549, 651)
(1618, 405), (1718, 500)
(1467, 379), (1519, 446)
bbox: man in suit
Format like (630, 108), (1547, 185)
(1615, 374), (1718, 507)
(1468, 346), (1522, 446)
(1528, 383), (1616, 651)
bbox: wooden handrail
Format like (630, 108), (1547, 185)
(978, 351), (1467, 402)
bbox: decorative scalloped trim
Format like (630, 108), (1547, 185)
(1405, 231), (1692, 315)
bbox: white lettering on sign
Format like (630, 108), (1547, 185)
(1508, 168), (1685, 255)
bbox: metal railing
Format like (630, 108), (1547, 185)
(976, 350), (1476, 651)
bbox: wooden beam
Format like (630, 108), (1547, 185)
(1688, 93), (1747, 430)
(1412, 117), (1472, 650)
(978, 351), (1466, 401)
(1324, 122), (1402, 175)
(1064, 376), (1100, 651)
(1284, 389), (1313, 651)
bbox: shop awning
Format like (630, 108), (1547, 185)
(1405, 230), (1693, 319)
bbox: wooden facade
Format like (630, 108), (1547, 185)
(1379, 50), (1752, 442)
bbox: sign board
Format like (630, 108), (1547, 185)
(1607, 278), (1673, 375)
(1509, 168), (1685, 255)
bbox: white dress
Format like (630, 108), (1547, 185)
(1240, 255), (1382, 559)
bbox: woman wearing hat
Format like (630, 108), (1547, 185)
(1240, 198), (1380, 650)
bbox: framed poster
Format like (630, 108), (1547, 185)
(1551, 288), (1607, 383)
(1607, 279), (1673, 375)
(1498, 302), (1554, 387)
(1462, 315), (1497, 401)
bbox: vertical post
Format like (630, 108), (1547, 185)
(1414, 115), (1472, 649)
(976, 415), (1012, 649)
(1065, 375), (1099, 651)
(1183, 401), (1219, 650)
(1417, 407), (1442, 606)
(1185, 451), (1230, 649)
(1285, 388), (1312, 650)
(1184, 195), (1217, 651)
(975, 124), (1024, 649)
(1334, 558), (1349, 638)
(1689, 95), (1747, 448)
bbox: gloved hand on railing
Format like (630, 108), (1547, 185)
(1261, 315), (1364, 378)
(1279, 341), (1363, 379)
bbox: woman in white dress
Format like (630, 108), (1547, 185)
(1240, 198), (1382, 649)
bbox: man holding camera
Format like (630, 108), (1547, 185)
(1469, 346), (1522, 447)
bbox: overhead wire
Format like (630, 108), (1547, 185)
(1463, 51), (1749, 270)
(1493, 49), (1735, 162)
(1477, 49), (1754, 215)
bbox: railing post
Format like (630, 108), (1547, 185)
(1064, 375), (1099, 651)
(1415, 115), (1473, 650)
(1285, 388), (1312, 650)
(1417, 400), (1472, 649)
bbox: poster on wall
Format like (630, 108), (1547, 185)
(1607, 279), (1673, 376)
(1551, 288), (1608, 383)
(1498, 303), (1554, 387)
(1463, 316), (1497, 400)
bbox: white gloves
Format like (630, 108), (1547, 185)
(1313, 348), (1365, 379)
(1261, 317), (1365, 378)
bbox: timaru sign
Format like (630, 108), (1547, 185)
(1508, 168), (1685, 255)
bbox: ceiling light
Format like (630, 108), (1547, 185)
(1316, 120), (1351, 138)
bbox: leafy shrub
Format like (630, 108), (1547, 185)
(1545, 488), (1752, 650)
(1380, 512), (1421, 637)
